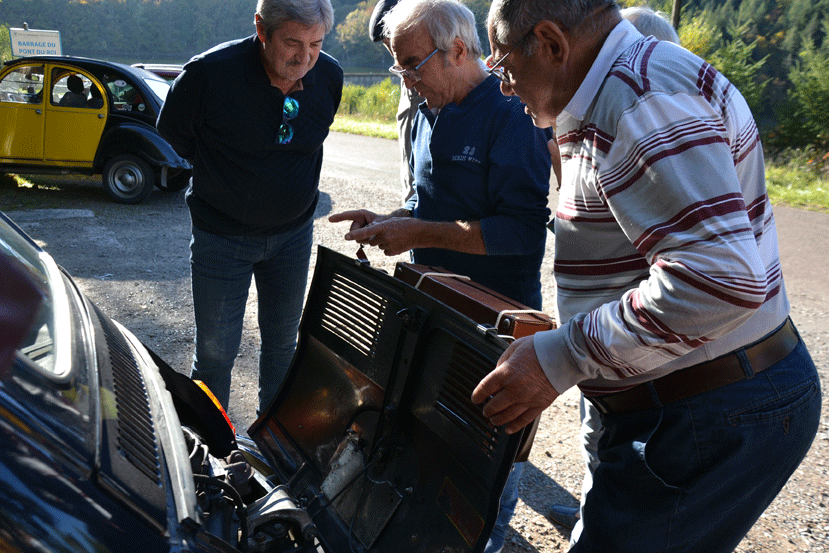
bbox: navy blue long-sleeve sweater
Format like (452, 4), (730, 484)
(157, 35), (343, 236)
(404, 76), (552, 308)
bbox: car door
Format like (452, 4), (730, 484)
(43, 66), (107, 165)
(0, 64), (46, 162)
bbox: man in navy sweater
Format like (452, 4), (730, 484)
(329, 1), (551, 550)
(157, 0), (343, 414)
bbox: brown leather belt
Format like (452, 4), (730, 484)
(588, 318), (800, 415)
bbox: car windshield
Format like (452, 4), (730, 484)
(142, 75), (170, 102)
(0, 216), (70, 378)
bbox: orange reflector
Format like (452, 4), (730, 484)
(193, 380), (236, 435)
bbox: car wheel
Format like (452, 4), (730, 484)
(102, 154), (155, 204)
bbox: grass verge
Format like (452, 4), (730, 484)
(765, 153), (829, 213)
(331, 115), (396, 140)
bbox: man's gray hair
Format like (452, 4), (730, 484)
(488, 0), (616, 54)
(383, 0), (482, 59)
(256, 0), (335, 39)
(620, 6), (679, 44)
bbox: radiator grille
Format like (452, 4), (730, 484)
(436, 342), (499, 458)
(321, 273), (387, 358)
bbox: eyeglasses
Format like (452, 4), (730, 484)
(276, 96), (299, 145)
(484, 48), (515, 85)
(485, 29), (536, 85)
(389, 48), (440, 82)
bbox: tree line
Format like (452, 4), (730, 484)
(1, 0), (827, 148)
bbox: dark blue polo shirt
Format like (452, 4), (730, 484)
(404, 76), (551, 309)
(157, 35), (343, 236)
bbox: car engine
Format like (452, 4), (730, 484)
(184, 426), (324, 553)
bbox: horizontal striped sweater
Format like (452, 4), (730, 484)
(534, 20), (789, 395)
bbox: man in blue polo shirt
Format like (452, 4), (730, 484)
(330, 0), (551, 312)
(329, 1), (551, 551)
(157, 0), (343, 414)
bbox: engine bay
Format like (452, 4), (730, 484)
(182, 247), (522, 553)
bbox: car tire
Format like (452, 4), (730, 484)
(102, 154), (155, 204)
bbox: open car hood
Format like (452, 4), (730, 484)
(248, 246), (521, 553)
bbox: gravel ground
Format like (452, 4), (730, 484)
(1, 132), (826, 552)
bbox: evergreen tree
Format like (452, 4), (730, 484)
(781, 0), (829, 56)
(679, 10), (718, 58)
(463, 0), (492, 55)
(781, 29), (829, 148)
(709, 21), (768, 118)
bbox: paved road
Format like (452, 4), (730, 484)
(4, 131), (827, 402)
(323, 132), (402, 186)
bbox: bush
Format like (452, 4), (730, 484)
(339, 78), (400, 121)
(767, 147), (829, 178)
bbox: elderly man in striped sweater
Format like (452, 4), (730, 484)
(473, 1), (821, 552)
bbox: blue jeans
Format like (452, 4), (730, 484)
(569, 394), (602, 544)
(574, 338), (821, 553)
(189, 220), (312, 413)
(484, 461), (525, 553)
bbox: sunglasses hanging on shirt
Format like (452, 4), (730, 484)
(276, 96), (299, 145)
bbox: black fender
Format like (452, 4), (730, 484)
(94, 121), (191, 173)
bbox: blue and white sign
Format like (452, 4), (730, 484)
(10, 28), (62, 57)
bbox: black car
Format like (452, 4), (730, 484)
(131, 63), (184, 82)
(0, 56), (191, 204)
(0, 210), (521, 552)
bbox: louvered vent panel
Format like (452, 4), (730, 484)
(320, 273), (387, 358)
(99, 311), (161, 484)
(436, 342), (499, 458)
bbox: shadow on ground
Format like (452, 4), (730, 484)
(509, 461), (578, 549)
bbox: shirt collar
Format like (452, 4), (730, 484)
(557, 19), (642, 125)
(418, 73), (500, 122)
(455, 74), (500, 109)
(426, 74), (500, 115)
